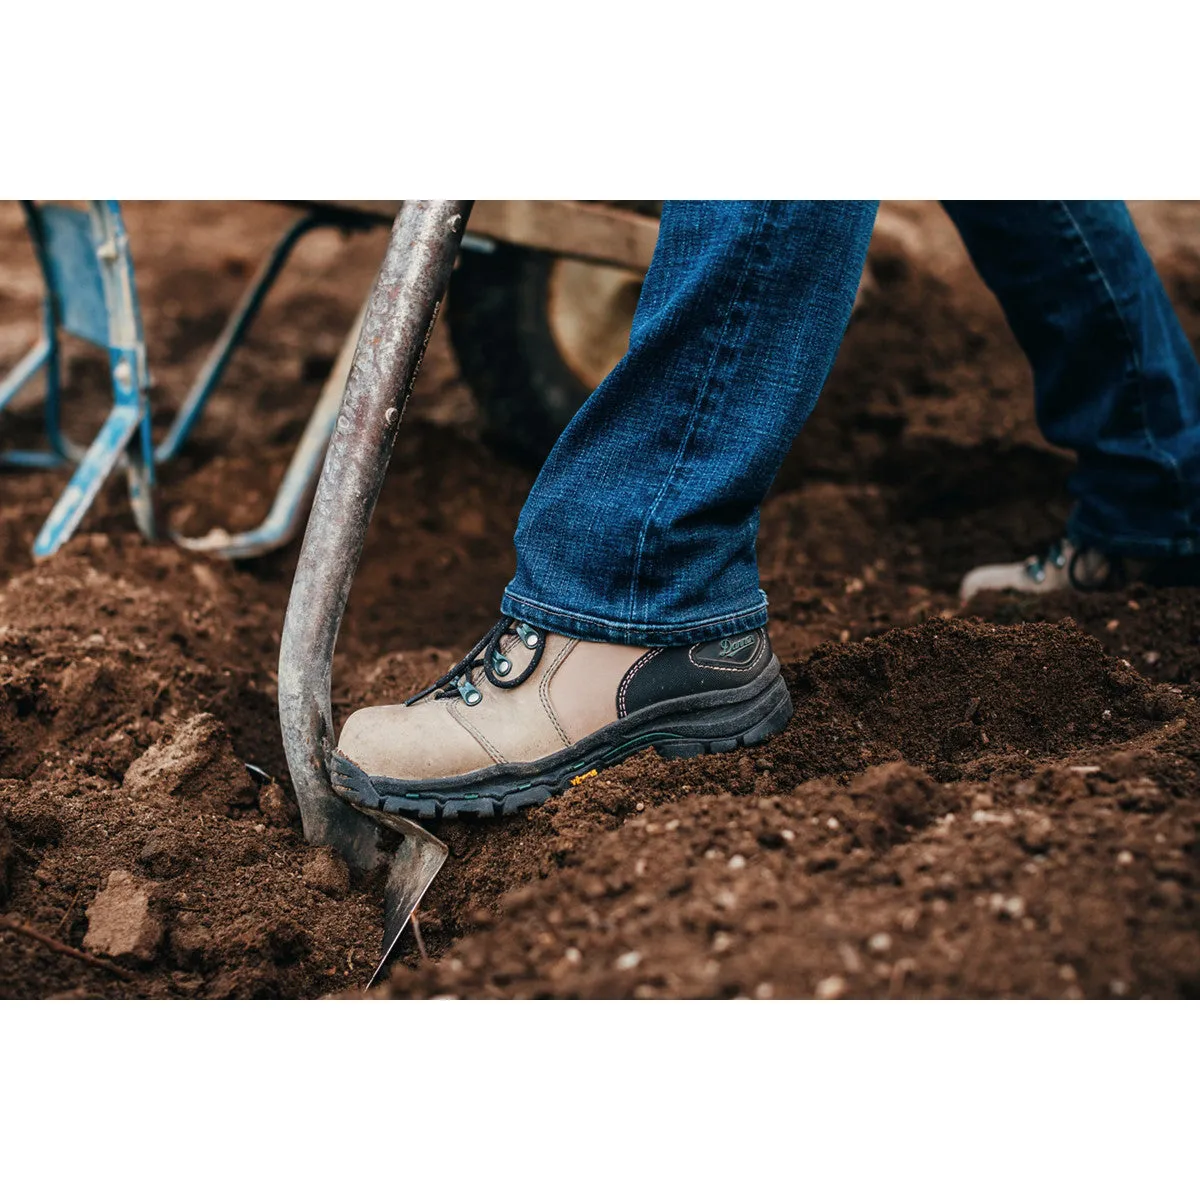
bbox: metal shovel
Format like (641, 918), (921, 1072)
(277, 201), (472, 987)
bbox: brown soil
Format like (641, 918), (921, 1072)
(1, 201), (1198, 999)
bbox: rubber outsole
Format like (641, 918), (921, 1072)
(331, 671), (793, 821)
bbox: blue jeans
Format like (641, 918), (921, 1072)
(502, 201), (1200, 646)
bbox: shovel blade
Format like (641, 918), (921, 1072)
(367, 814), (449, 989)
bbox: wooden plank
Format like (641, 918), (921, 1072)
(291, 201), (659, 273)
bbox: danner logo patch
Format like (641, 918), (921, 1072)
(718, 635), (756, 658)
(692, 631), (760, 667)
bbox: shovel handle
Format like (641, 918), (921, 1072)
(278, 201), (473, 863)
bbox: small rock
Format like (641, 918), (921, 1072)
(302, 847), (350, 897)
(1143, 651), (1161, 666)
(712, 932), (734, 953)
(615, 950), (641, 971)
(1116, 850), (1133, 866)
(564, 947), (582, 964)
(728, 854), (747, 870)
(83, 870), (162, 964)
(780, 829), (795, 842)
(1109, 980), (1129, 997)
(826, 817), (840, 830)
(815, 975), (847, 999)
(1105, 619), (1120, 632)
(754, 983), (774, 1000)
(867, 932), (893, 955)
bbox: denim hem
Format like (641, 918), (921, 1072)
(501, 588), (770, 647)
(1067, 514), (1200, 558)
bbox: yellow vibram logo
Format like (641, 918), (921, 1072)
(570, 769), (598, 786)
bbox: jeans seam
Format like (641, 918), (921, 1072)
(1058, 201), (1185, 492)
(504, 588), (768, 633)
(626, 202), (773, 627)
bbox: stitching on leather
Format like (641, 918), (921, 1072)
(449, 703), (506, 765)
(539, 639), (576, 747)
(687, 632), (767, 673)
(617, 648), (663, 719)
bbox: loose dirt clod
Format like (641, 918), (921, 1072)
(83, 870), (162, 964)
(123, 713), (257, 813)
(303, 848), (351, 898)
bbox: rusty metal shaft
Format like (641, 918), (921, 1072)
(278, 201), (472, 866)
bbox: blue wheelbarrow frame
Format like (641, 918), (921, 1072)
(0, 201), (374, 559)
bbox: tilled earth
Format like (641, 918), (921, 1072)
(1, 201), (1198, 999)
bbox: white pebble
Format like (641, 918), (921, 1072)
(780, 829), (796, 842)
(728, 854), (747, 870)
(754, 983), (774, 1000)
(615, 951), (642, 971)
(712, 932), (733, 953)
(815, 975), (847, 1000)
(1116, 850), (1133, 866)
(564, 947), (582, 964)
(826, 817), (840, 830)
(867, 932), (893, 954)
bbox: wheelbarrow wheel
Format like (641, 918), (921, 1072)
(447, 243), (644, 467)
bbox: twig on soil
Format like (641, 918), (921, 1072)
(410, 911), (429, 960)
(55, 889), (82, 936)
(0, 915), (138, 983)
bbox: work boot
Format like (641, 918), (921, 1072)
(960, 538), (1200, 602)
(332, 618), (792, 819)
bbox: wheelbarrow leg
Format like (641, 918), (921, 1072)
(277, 201), (472, 983)
(172, 299), (367, 559)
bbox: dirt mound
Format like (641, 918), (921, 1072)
(3, 201), (1200, 999)
(385, 620), (1198, 999)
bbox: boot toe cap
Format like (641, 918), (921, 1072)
(337, 701), (496, 781)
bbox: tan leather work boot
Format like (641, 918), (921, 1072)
(960, 537), (1200, 603)
(959, 539), (1115, 602)
(332, 618), (792, 819)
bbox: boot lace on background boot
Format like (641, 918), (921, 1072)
(406, 617), (546, 707)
